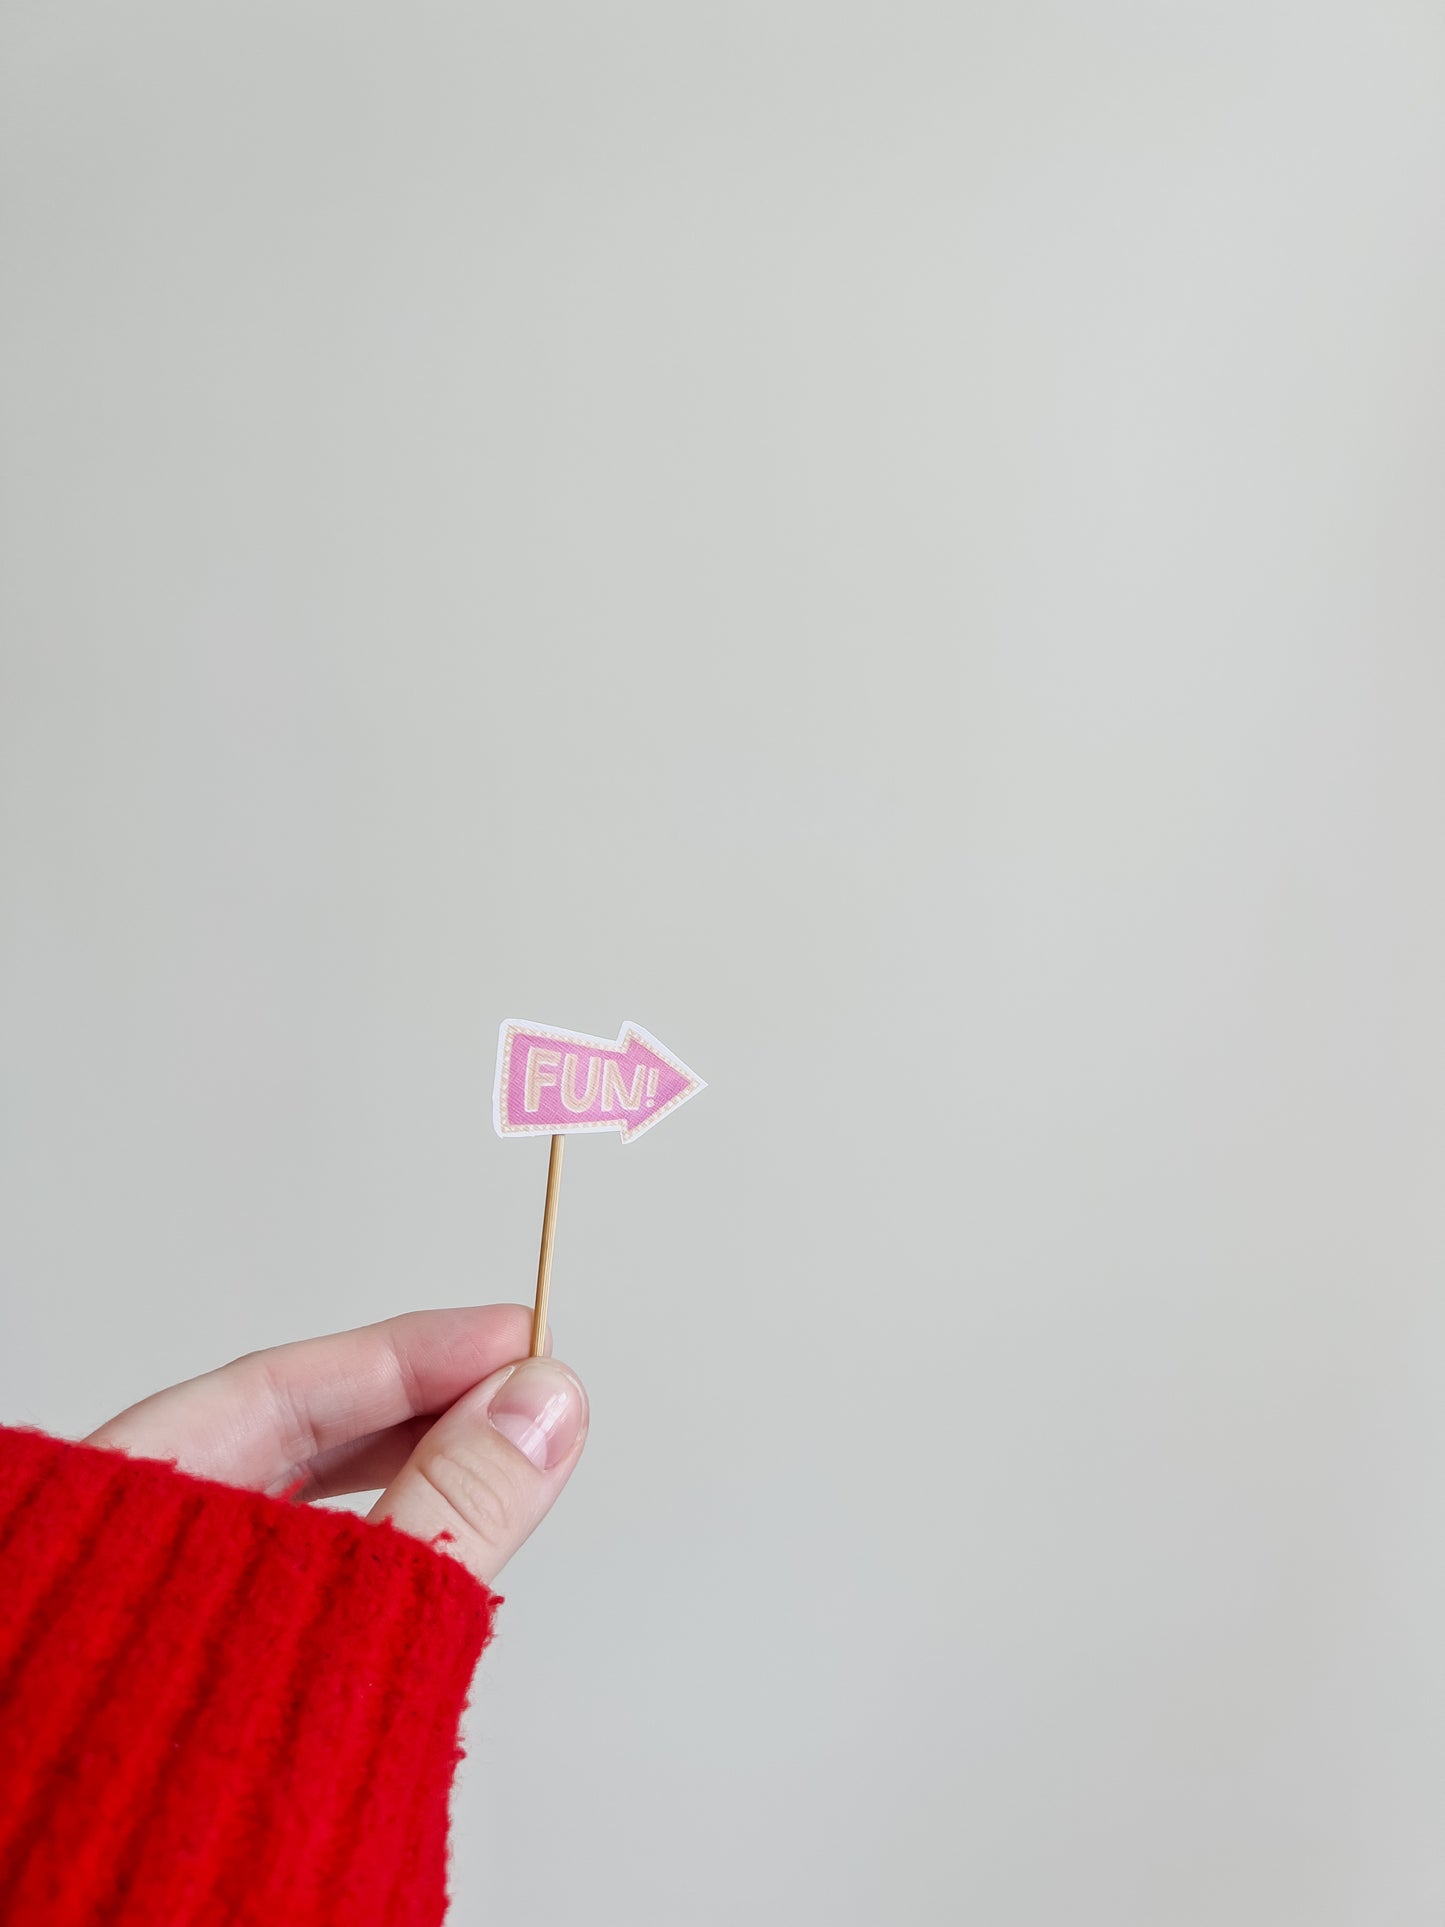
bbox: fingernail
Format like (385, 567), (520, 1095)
(488, 1360), (585, 1471)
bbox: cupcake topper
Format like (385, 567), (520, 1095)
(493, 1019), (707, 1352)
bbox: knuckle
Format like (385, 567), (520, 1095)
(247, 1353), (313, 1469)
(419, 1444), (522, 1550)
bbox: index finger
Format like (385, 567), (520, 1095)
(85, 1305), (538, 1496)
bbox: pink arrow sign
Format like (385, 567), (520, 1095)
(494, 1019), (706, 1145)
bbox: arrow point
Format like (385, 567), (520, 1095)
(615, 1023), (705, 1143)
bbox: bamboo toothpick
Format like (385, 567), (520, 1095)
(530, 1133), (565, 1356)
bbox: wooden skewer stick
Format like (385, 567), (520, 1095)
(530, 1133), (565, 1357)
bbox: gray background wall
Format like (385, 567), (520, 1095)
(2, 5), (1443, 1922)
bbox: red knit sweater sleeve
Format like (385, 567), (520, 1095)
(0, 1424), (499, 1926)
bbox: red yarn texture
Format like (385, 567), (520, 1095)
(0, 1425), (499, 1925)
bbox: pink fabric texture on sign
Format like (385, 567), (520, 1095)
(503, 1030), (691, 1132)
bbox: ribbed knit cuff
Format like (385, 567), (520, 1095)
(0, 1425), (499, 1927)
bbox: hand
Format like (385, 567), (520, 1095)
(85, 1307), (588, 1587)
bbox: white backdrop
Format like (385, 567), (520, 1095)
(3, 5), (1443, 1921)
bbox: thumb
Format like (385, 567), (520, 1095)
(368, 1357), (588, 1586)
